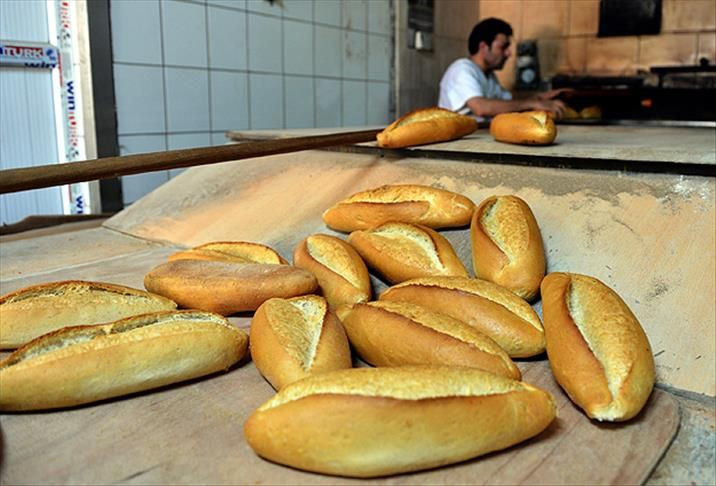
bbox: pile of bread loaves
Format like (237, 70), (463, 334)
(0, 184), (655, 478)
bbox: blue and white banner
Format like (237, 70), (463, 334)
(0, 42), (58, 68)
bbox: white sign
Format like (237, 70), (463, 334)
(0, 42), (58, 68)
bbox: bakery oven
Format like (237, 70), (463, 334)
(552, 64), (716, 126)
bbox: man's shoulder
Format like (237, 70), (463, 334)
(444, 58), (484, 77)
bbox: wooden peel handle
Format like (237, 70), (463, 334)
(0, 129), (382, 194)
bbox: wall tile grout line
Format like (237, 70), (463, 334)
(246, 7), (252, 130)
(158, 0), (170, 185)
(205, 1), (213, 140)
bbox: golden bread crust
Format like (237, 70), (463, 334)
(541, 272), (655, 421)
(380, 276), (545, 357)
(322, 184), (475, 232)
(249, 295), (352, 390)
(376, 107), (478, 148)
(293, 234), (371, 308)
(244, 366), (555, 478)
(489, 110), (557, 145)
(470, 195), (545, 300)
(0, 280), (177, 349)
(168, 241), (287, 264)
(340, 301), (520, 379)
(143, 260), (317, 315)
(348, 222), (468, 284)
(0, 310), (248, 411)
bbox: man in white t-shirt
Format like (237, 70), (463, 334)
(439, 18), (567, 120)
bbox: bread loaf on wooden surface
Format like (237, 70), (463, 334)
(380, 276), (545, 358)
(471, 195), (545, 300)
(348, 222), (468, 284)
(168, 241), (288, 265)
(250, 295), (352, 390)
(0, 280), (177, 349)
(244, 366), (556, 478)
(489, 110), (557, 145)
(337, 300), (520, 379)
(293, 234), (371, 308)
(541, 272), (655, 421)
(0, 310), (248, 411)
(144, 260), (317, 315)
(376, 107), (478, 148)
(322, 184), (475, 232)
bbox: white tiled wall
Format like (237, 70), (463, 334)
(110, 0), (394, 205)
(0, 0), (64, 225)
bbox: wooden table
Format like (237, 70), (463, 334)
(1, 125), (714, 484)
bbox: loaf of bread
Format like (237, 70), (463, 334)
(579, 105), (602, 119)
(0, 310), (248, 411)
(322, 184), (475, 232)
(244, 366), (555, 477)
(293, 234), (371, 308)
(379, 276), (545, 358)
(489, 110), (557, 145)
(562, 106), (580, 119)
(470, 195), (545, 300)
(541, 272), (655, 421)
(0, 280), (177, 349)
(250, 295), (352, 390)
(376, 107), (478, 148)
(348, 222), (468, 284)
(337, 301), (520, 379)
(168, 241), (288, 264)
(144, 260), (317, 315)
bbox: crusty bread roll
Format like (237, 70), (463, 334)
(376, 107), (478, 148)
(489, 110), (557, 145)
(579, 105), (602, 119)
(293, 234), (371, 308)
(541, 272), (655, 421)
(348, 222), (468, 284)
(322, 184), (475, 232)
(470, 195), (545, 300)
(168, 241), (288, 264)
(144, 260), (317, 315)
(562, 106), (580, 119)
(0, 310), (248, 411)
(244, 366), (555, 477)
(379, 276), (545, 358)
(250, 295), (352, 390)
(337, 300), (520, 379)
(0, 280), (177, 350)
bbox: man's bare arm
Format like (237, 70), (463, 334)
(465, 96), (566, 118)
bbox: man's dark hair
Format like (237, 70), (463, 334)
(468, 18), (513, 55)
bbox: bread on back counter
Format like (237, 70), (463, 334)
(348, 222), (469, 284)
(244, 366), (555, 478)
(322, 184), (475, 232)
(489, 110), (556, 145)
(0, 280), (177, 349)
(376, 107), (478, 148)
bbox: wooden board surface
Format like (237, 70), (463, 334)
(0, 241), (679, 484)
(103, 150), (716, 397)
(226, 125), (716, 165)
(0, 144), (705, 483)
